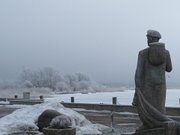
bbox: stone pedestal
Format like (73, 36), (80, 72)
(23, 92), (30, 99)
(133, 128), (165, 135)
(43, 127), (76, 135)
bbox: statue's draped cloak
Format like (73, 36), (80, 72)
(136, 89), (180, 135)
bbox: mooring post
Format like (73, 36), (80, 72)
(110, 111), (115, 132)
(40, 95), (43, 100)
(14, 95), (18, 99)
(112, 97), (117, 105)
(71, 97), (75, 103)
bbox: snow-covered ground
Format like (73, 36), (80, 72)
(47, 89), (180, 107)
(0, 89), (180, 135)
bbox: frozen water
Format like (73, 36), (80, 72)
(47, 89), (180, 107)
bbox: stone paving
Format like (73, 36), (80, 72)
(76, 109), (138, 135)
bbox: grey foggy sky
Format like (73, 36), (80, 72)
(0, 0), (180, 83)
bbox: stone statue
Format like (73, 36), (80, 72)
(133, 30), (172, 114)
(132, 30), (180, 135)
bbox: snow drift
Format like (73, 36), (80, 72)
(0, 101), (107, 135)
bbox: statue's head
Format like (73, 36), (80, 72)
(146, 30), (161, 46)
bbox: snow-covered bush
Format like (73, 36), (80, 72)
(23, 80), (33, 88)
(56, 82), (70, 91)
(50, 115), (72, 129)
(62, 73), (92, 91)
(0, 101), (107, 135)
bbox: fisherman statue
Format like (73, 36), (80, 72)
(132, 30), (180, 135)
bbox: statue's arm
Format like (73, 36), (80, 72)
(133, 52), (144, 106)
(166, 50), (172, 72)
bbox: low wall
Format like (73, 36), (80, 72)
(61, 102), (180, 116)
(9, 99), (44, 105)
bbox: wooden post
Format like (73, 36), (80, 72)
(40, 95), (43, 100)
(112, 97), (117, 105)
(110, 111), (115, 132)
(14, 95), (18, 99)
(71, 97), (74, 103)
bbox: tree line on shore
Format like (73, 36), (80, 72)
(0, 67), (103, 92)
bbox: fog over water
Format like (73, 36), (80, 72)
(1, 0), (180, 85)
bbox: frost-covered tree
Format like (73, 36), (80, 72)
(75, 73), (91, 81)
(56, 82), (70, 91)
(78, 80), (91, 90)
(18, 68), (103, 92)
(64, 74), (78, 85)
(19, 67), (62, 89)
(19, 68), (33, 84)
(23, 80), (33, 88)
(37, 67), (60, 89)
(61, 73), (92, 91)
(70, 80), (90, 91)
